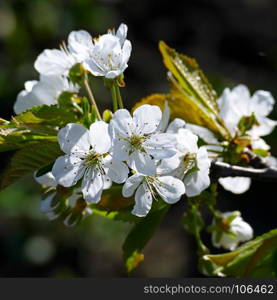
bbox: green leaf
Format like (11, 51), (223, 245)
(201, 229), (277, 277)
(13, 104), (78, 128)
(159, 41), (231, 140)
(0, 105), (78, 152)
(122, 203), (169, 273)
(0, 142), (62, 190)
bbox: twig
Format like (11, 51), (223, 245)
(83, 78), (102, 120)
(211, 161), (277, 182)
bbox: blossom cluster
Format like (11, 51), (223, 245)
(13, 23), (277, 252)
(50, 103), (211, 217)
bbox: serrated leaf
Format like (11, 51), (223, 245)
(159, 41), (231, 140)
(0, 142), (62, 190)
(202, 229), (277, 277)
(122, 203), (169, 273)
(13, 104), (78, 127)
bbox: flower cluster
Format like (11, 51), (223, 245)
(11, 23), (276, 257)
(50, 104), (211, 217)
(187, 84), (276, 194)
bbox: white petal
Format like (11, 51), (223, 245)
(186, 123), (218, 144)
(231, 217), (253, 242)
(105, 70), (122, 79)
(89, 121), (111, 154)
(14, 87), (41, 114)
(157, 101), (170, 132)
(34, 49), (75, 76)
(34, 171), (57, 187)
(122, 173), (144, 197)
(58, 123), (90, 154)
(128, 150), (156, 176)
(24, 80), (37, 92)
(219, 177), (251, 194)
(250, 90), (275, 117)
(103, 155), (129, 184)
(166, 118), (186, 134)
(132, 183), (153, 217)
(120, 40), (132, 69)
(81, 169), (104, 203)
(116, 23), (128, 46)
(154, 176), (185, 204)
(157, 153), (183, 175)
(216, 233), (240, 251)
(250, 116), (277, 137)
(110, 138), (130, 161)
(133, 104), (162, 134)
(84, 59), (106, 77)
(40, 193), (57, 213)
(196, 147), (211, 171)
(68, 30), (92, 61)
(144, 133), (176, 159)
(52, 155), (85, 187)
(184, 169), (210, 197)
(109, 109), (134, 137)
(176, 128), (198, 153)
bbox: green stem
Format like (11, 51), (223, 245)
(114, 84), (124, 109)
(110, 84), (118, 112)
(83, 77), (102, 120)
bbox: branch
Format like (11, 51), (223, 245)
(211, 161), (277, 182)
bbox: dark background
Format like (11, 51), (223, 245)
(0, 0), (276, 277)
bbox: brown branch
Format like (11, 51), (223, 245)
(211, 161), (277, 182)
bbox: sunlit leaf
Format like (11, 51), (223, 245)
(201, 229), (277, 277)
(0, 142), (62, 190)
(158, 41), (231, 140)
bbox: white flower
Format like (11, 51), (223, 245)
(14, 75), (79, 114)
(52, 122), (129, 203)
(34, 30), (92, 76)
(218, 84), (276, 137)
(122, 173), (185, 217)
(109, 104), (177, 176)
(84, 23), (132, 79)
(159, 128), (211, 197)
(212, 211), (253, 251)
(186, 84), (277, 194)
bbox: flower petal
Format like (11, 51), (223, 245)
(68, 30), (92, 61)
(34, 171), (57, 187)
(184, 168), (210, 197)
(52, 155), (85, 187)
(186, 123), (218, 144)
(166, 118), (186, 134)
(219, 177), (251, 194)
(122, 173), (144, 197)
(144, 133), (176, 159)
(109, 109), (134, 138)
(103, 155), (129, 184)
(34, 49), (75, 76)
(81, 169), (104, 203)
(89, 121), (111, 154)
(133, 104), (162, 135)
(250, 90), (275, 117)
(116, 23), (128, 46)
(58, 123), (90, 154)
(154, 176), (185, 204)
(132, 182), (153, 217)
(157, 101), (170, 132)
(128, 150), (156, 176)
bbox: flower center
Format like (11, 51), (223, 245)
(181, 153), (198, 176)
(83, 151), (101, 167)
(128, 135), (144, 150)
